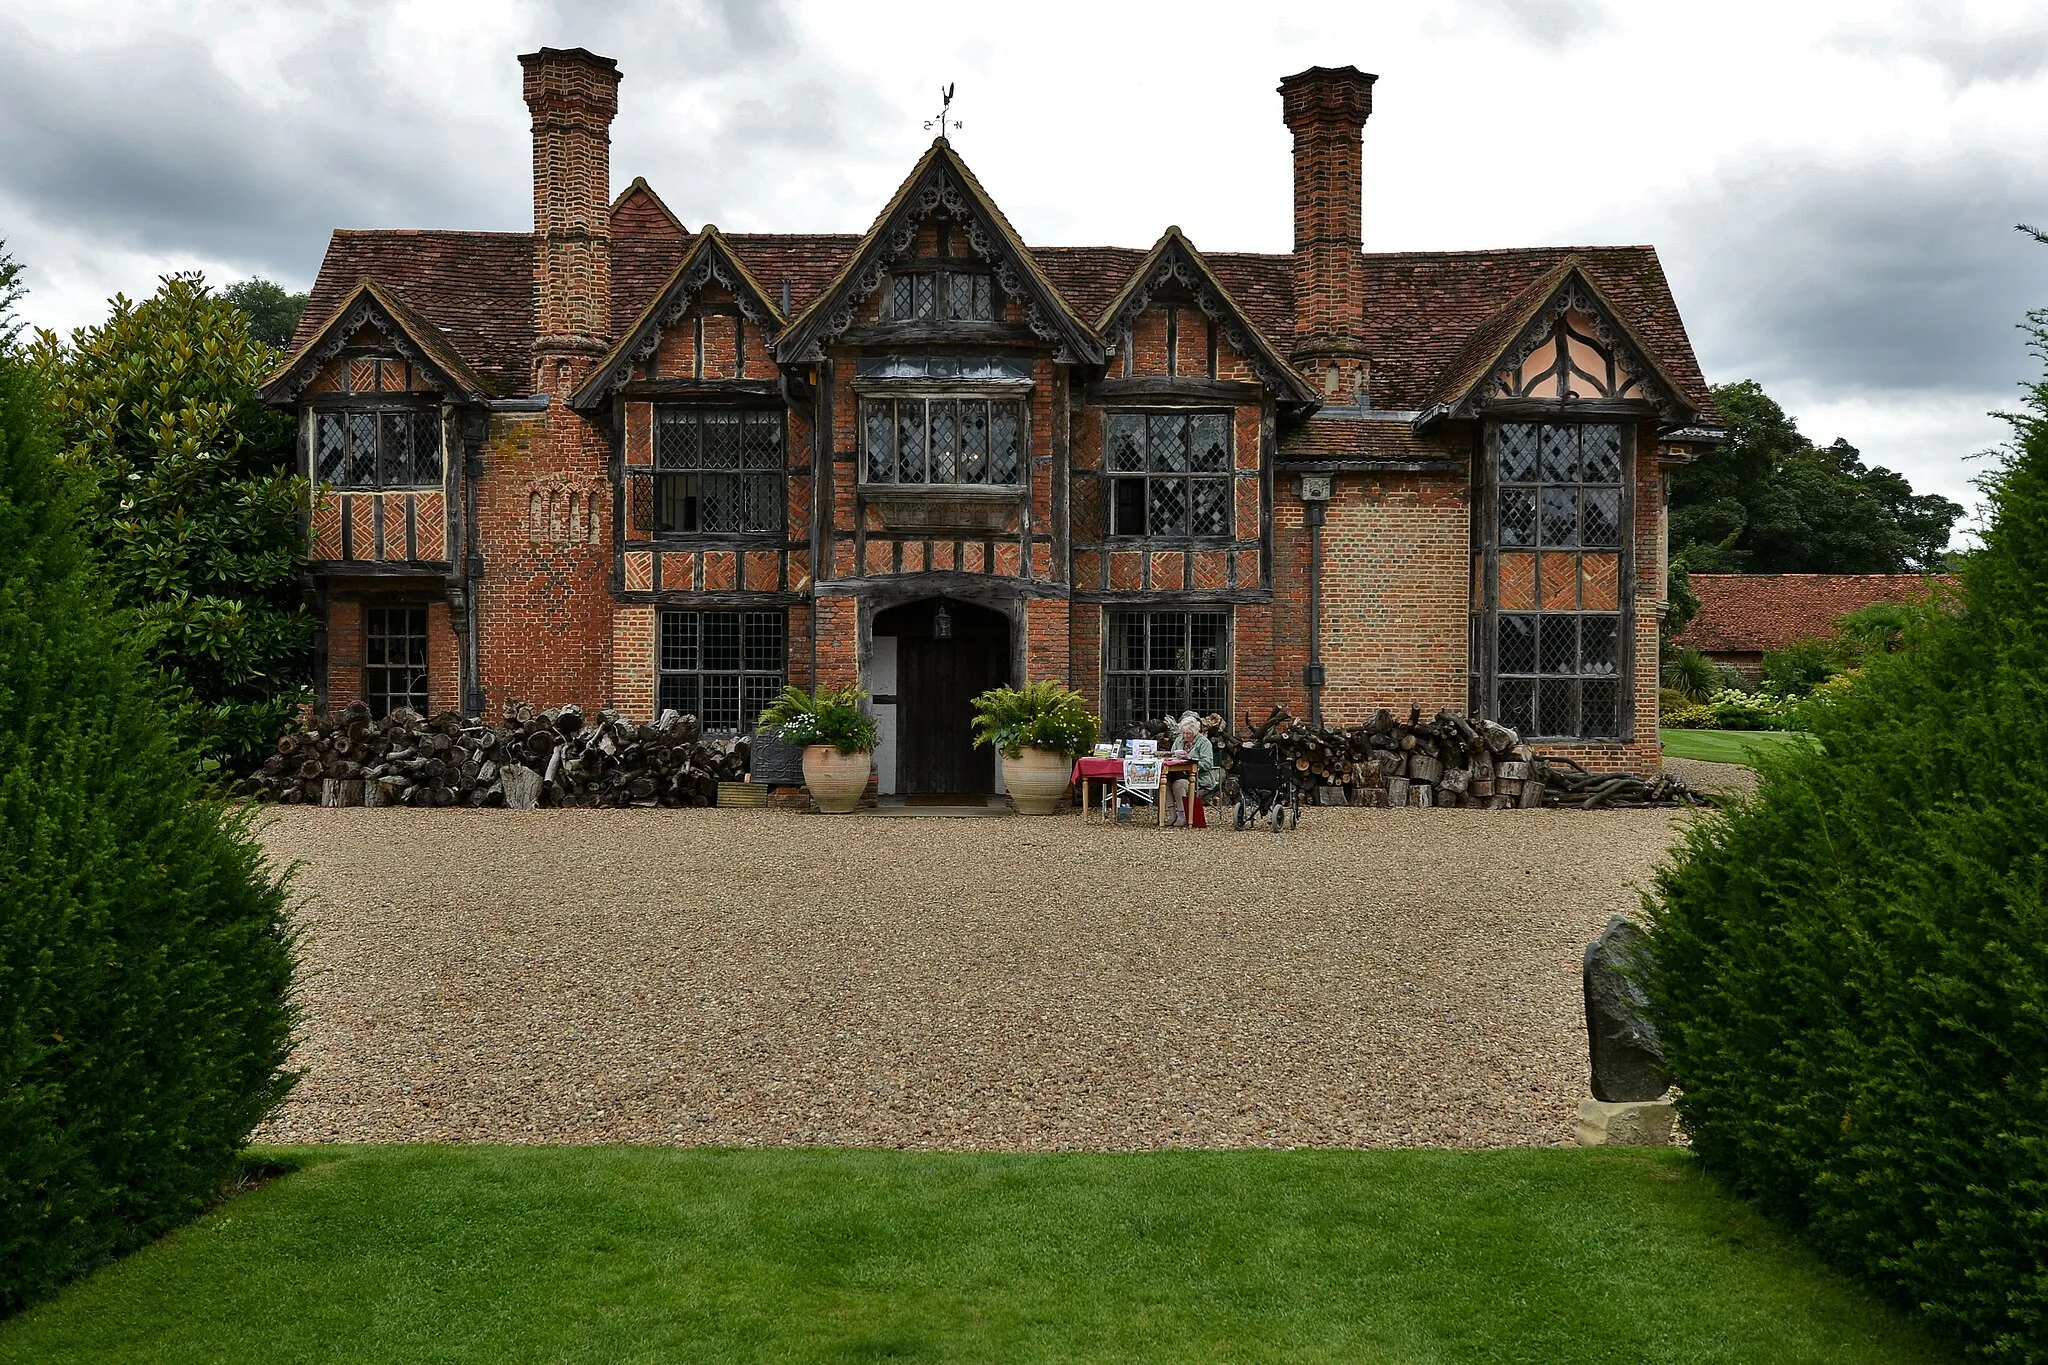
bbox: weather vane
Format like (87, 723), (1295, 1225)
(924, 83), (962, 138)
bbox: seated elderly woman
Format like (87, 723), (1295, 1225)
(1165, 710), (1221, 827)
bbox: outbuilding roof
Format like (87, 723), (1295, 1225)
(1675, 573), (1955, 656)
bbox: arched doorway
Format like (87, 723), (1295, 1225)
(872, 597), (1011, 796)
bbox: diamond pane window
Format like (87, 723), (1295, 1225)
(651, 408), (784, 534)
(658, 611), (784, 734)
(1105, 610), (1230, 729)
(311, 407), (439, 489)
(362, 607), (429, 719)
(861, 398), (1025, 485)
(889, 269), (995, 321)
(1106, 411), (1232, 538)
(1475, 421), (1629, 739)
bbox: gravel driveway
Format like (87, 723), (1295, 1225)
(257, 806), (1691, 1151)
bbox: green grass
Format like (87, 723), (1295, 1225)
(1660, 726), (1813, 765)
(0, 1145), (1952, 1364)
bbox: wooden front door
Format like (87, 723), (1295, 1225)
(894, 603), (1008, 795)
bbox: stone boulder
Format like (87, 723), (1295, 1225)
(1583, 916), (1669, 1102)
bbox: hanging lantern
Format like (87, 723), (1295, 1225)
(933, 601), (953, 639)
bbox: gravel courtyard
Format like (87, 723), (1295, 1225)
(258, 805), (1694, 1151)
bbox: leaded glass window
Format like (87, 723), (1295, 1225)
(654, 408), (783, 533)
(862, 397), (1024, 485)
(657, 610), (785, 734)
(1104, 610), (1229, 728)
(363, 606), (430, 718)
(1471, 422), (1628, 740)
(1106, 411), (1231, 537)
(312, 408), (441, 488)
(888, 270), (996, 321)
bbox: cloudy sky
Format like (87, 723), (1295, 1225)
(6, 0), (2046, 524)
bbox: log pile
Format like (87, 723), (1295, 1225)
(240, 701), (749, 808)
(1115, 706), (1711, 811)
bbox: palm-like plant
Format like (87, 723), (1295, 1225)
(756, 684), (878, 755)
(969, 679), (1099, 759)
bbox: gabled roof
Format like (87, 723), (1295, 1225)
(1419, 255), (1701, 426)
(1094, 227), (1317, 406)
(1675, 573), (1955, 655)
(262, 276), (492, 404)
(610, 176), (686, 239)
(773, 138), (1105, 366)
(572, 226), (786, 410)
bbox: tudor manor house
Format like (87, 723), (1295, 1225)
(266, 47), (1719, 794)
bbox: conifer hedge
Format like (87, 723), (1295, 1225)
(1648, 296), (2048, 1357)
(0, 259), (298, 1316)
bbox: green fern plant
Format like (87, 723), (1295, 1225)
(756, 684), (877, 755)
(969, 679), (1099, 759)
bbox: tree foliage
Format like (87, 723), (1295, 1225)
(33, 274), (312, 773)
(1672, 380), (1964, 573)
(222, 278), (309, 350)
(0, 245), (298, 1316)
(1647, 271), (2048, 1357)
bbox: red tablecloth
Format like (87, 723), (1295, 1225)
(1069, 757), (1206, 827)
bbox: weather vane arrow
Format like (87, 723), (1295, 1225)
(924, 83), (961, 138)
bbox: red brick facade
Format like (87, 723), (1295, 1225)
(267, 49), (1720, 779)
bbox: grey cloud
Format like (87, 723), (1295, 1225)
(1652, 153), (2048, 397)
(1441, 0), (1607, 50)
(0, 11), (516, 288)
(1830, 12), (2048, 87)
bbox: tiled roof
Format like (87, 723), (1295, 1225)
(1675, 573), (1954, 655)
(291, 203), (1710, 418)
(1279, 415), (1456, 464)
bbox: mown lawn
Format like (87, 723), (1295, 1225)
(0, 1145), (1952, 1364)
(1660, 726), (1813, 766)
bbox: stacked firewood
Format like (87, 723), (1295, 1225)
(1116, 705), (1710, 811)
(241, 701), (749, 808)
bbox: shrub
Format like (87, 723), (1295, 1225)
(1760, 636), (1839, 699)
(969, 679), (1100, 759)
(757, 685), (878, 755)
(1646, 292), (2048, 1356)
(0, 253), (298, 1315)
(1704, 688), (1789, 731)
(1661, 703), (1721, 730)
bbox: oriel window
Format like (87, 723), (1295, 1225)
(313, 408), (442, 488)
(862, 396), (1024, 485)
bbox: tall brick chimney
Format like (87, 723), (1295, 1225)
(1279, 65), (1376, 406)
(520, 47), (621, 399)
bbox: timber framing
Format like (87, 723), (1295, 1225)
(262, 277), (492, 404)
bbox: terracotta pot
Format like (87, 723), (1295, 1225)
(802, 745), (871, 814)
(1002, 745), (1072, 816)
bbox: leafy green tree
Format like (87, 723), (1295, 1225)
(0, 244), (298, 1315)
(222, 278), (309, 350)
(1672, 380), (1964, 573)
(34, 274), (312, 772)
(1647, 251), (2048, 1356)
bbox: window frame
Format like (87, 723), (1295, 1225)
(1103, 410), (1233, 540)
(307, 401), (444, 490)
(885, 267), (1002, 323)
(1103, 609), (1232, 730)
(647, 406), (786, 536)
(362, 605), (431, 719)
(655, 609), (787, 735)
(1469, 420), (1635, 742)
(859, 391), (1028, 488)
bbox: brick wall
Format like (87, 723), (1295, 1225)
(1314, 472), (1470, 722)
(473, 408), (614, 713)
(326, 599), (362, 706)
(610, 604), (656, 719)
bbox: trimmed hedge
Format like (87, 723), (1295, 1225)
(0, 301), (297, 1314)
(1647, 339), (2048, 1355)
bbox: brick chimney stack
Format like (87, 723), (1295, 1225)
(1279, 65), (1376, 406)
(520, 47), (621, 398)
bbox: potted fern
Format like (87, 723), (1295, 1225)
(969, 679), (1099, 815)
(757, 685), (878, 814)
